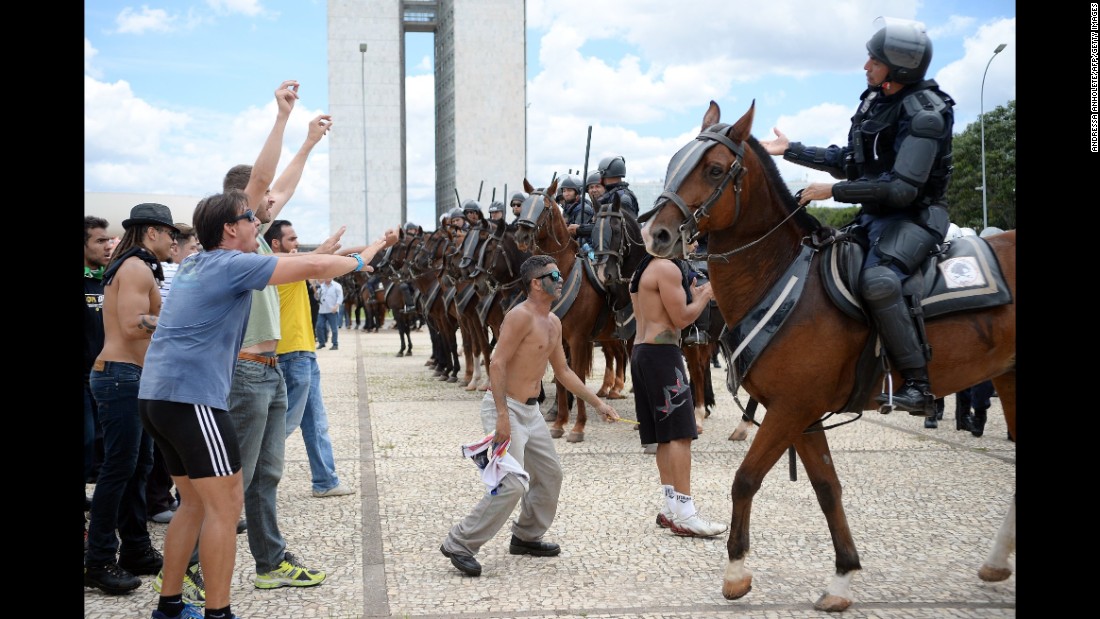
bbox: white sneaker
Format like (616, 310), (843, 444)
(312, 482), (356, 498)
(656, 505), (674, 529)
(669, 513), (728, 538)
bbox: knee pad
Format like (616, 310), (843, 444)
(860, 265), (902, 307)
(872, 220), (941, 275)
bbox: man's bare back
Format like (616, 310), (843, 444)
(98, 256), (162, 366)
(631, 257), (712, 346)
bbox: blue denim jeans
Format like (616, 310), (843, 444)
(279, 351), (341, 493)
(87, 362), (154, 566)
(316, 312), (340, 346)
(226, 357), (289, 573)
(84, 376), (99, 483)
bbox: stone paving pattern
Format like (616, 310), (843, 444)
(84, 326), (1016, 618)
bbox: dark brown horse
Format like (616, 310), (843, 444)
(513, 178), (625, 443)
(408, 226), (462, 382)
(642, 101), (1016, 611)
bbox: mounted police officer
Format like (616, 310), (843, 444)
(760, 17), (955, 418)
(559, 175), (595, 255)
(462, 199), (486, 227)
(487, 201), (506, 223)
(585, 171), (605, 206)
(508, 192), (527, 231)
(596, 155), (639, 220)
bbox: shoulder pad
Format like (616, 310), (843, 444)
(902, 89), (947, 117)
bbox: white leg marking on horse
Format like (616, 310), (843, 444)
(980, 496), (1016, 580)
(723, 558), (749, 581)
(825, 571), (854, 597)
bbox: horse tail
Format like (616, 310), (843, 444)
(574, 340), (594, 386)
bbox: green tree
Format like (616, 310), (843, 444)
(945, 100), (1015, 230)
(807, 205), (860, 228)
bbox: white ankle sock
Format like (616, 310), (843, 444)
(662, 485), (676, 513)
(673, 491), (697, 521)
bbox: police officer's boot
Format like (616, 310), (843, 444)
(970, 408), (987, 438)
(954, 397), (973, 432)
(863, 266), (936, 417)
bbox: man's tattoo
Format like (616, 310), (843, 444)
(139, 315), (158, 334)
(654, 329), (680, 345)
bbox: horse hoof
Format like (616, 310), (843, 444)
(566, 432), (584, 443)
(447, 376), (459, 383)
(728, 428), (749, 442)
(425, 360), (435, 367)
(978, 565), (1012, 582)
(396, 352), (405, 357)
(596, 388), (609, 397)
(607, 391), (626, 400)
(813, 593), (852, 613)
(549, 426), (565, 439)
(477, 384), (489, 392)
(464, 383), (477, 391)
(721, 577), (752, 601)
(704, 407), (712, 419)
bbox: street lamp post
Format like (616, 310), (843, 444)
(979, 43), (1007, 231)
(359, 43), (369, 240)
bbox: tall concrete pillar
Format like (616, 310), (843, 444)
(328, 0), (526, 245)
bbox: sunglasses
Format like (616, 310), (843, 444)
(231, 209), (257, 224)
(511, 202), (522, 208)
(537, 270), (562, 283)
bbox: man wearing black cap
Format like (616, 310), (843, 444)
(85, 202), (178, 595)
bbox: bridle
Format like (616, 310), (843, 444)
(474, 220), (522, 295)
(409, 231), (448, 277)
(591, 206), (642, 287)
(515, 189), (565, 252)
(647, 123), (747, 250)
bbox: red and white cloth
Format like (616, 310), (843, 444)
(461, 433), (529, 493)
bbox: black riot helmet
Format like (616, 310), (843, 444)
(510, 192), (527, 207)
(865, 17), (932, 85)
(586, 171), (602, 188)
(559, 175), (583, 193)
(462, 199), (482, 214)
(447, 207), (464, 220)
(488, 201), (505, 214)
(403, 221), (419, 232)
(598, 155), (627, 179)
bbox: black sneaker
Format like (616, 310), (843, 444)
(118, 545), (163, 576)
(84, 563), (141, 594)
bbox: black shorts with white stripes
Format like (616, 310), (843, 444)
(139, 399), (242, 479)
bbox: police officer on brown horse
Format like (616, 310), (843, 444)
(596, 155), (639, 220)
(760, 17), (955, 417)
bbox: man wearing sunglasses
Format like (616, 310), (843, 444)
(441, 255), (620, 577)
(628, 224), (726, 538)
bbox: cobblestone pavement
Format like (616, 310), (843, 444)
(84, 326), (1016, 618)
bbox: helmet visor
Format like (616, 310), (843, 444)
(872, 17), (927, 70)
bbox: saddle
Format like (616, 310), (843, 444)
(821, 233), (1013, 322)
(719, 232), (1013, 415)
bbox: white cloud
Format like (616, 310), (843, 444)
(84, 38), (101, 79)
(933, 17), (1016, 130)
(205, 0), (265, 17)
(115, 5), (177, 34)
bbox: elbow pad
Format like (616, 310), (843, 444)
(832, 178), (918, 209)
(783, 142), (847, 179)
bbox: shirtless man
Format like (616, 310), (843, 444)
(628, 224), (727, 538)
(440, 254), (620, 577)
(85, 202), (178, 594)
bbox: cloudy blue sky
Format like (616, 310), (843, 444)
(85, 0), (1016, 243)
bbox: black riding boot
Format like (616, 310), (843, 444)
(864, 268), (935, 417)
(924, 397), (944, 428)
(881, 367), (936, 417)
(970, 408), (987, 437)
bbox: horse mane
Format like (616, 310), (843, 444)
(745, 136), (826, 234)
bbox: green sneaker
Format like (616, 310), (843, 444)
(152, 563), (206, 607)
(254, 551), (326, 589)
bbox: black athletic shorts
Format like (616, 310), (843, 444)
(139, 399), (242, 479)
(630, 343), (698, 444)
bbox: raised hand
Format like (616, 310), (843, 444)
(758, 127), (789, 156)
(308, 114), (333, 144)
(275, 80), (300, 116)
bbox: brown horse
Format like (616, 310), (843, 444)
(642, 101), (1016, 611)
(513, 178), (624, 443)
(408, 226), (462, 382)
